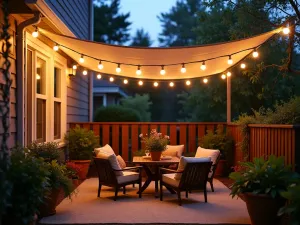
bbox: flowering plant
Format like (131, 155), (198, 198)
(139, 129), (169, 152)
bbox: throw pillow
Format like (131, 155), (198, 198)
(164, 145), (184, 158)
(96, 152), (123, 176)
(117, 155), (126, 169)
(195, 147), (220, 165)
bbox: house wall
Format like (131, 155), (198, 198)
(0, 14), (17, 148)
(44, 0), (93, 39)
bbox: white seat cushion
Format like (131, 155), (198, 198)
(96, 152), (123, 176)
(164, 145), (184, 158)
(195, 147), (220, 178)
(162, 173), (180, 187)
(174, 156), (211, 180)
(117, 171), (139, 184)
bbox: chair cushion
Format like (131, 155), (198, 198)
(117, 155), (126, 169)
(162, 173), (180, 187)
(95, 144), (115, 155)
(117, 171), (139, 184)
(164, 145), (184, 158)
(174, 156), (211, 180)
(96, 152), (123, 176)
(195, 147), (220, 178)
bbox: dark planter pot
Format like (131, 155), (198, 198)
(243, 193), (286, 225)
(72, 160), (91, 180)
(39, 188), (61, 217)
(215, 159), (227, 177)
(150, 151), (162, 161)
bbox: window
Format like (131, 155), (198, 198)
(36, 57), (46, 94)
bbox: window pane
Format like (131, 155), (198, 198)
(54, 67), (61, 98)
(36, 57), (46, 94)
(36, 98), (46, 143)
(54, 102), (61, 139)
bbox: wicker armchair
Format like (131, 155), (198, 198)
(159, 158), (212, 206)
(93, 157), (142, 201)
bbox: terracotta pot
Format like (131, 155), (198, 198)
(243, 193), (286, 225)
(215, 159), (227, 177)
(150, 151), (162, 161)
(39, 188), (61, 217)
(72, 160), (91, 180)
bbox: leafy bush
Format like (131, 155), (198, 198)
(27, 141), (61, 162)
(199, 125), (234, 161)
(94, 105), (141, 122)
(229, 155), (299, 199)
(2, 146), (50, 225)
(64, 125), (99, 160)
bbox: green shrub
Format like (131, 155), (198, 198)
(94, 105), (141, 122)
(64, 125), (99, 160)
(27, 141), (61, 162)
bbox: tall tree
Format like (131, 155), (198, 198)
(130, 28), (153, 47)
(94, 0), (131, 44)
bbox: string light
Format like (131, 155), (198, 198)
(200, 61), (206, 70)
(138, 80), (143, 86)
(79, 55), (84, 63)
(160, 65), (166, 75)
(124, 79), (128, 84)
(72, 65), (77, 70)
(82, 70), (87, 75)
(283, 27), (290, 35)
(241, 63), (246, 69)
(186, 80), (191, 86)
(96, 74), (101, 79)
(203, 78), (208, 83)
(181, 64), (186, 73)
(153, 82), (158, 87)
(109, 77), (114, 82)
(98, 60), (104, 70)
(169, 82), (174, 87)
(53, 44), (59, 51)
(228, 55), (233, 65)
(32, 27), (39, 38)
(116, 64), (121, 73)
(136, 65), (142, 75)
(221, 74), (226, 79)
(227, 71), (232, 77)
(252, 49), (259, 58)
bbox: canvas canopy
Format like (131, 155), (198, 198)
(41, 27), (282, 80)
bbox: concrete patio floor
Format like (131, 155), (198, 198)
(39, 178), (250, 225)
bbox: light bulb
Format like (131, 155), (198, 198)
(53, 44), (59, 51)
(98, 61), (104, 70)
(124, 79), (128, 84)
(160, 66), (165, 75)
(138, 80), (143, 86)
(82, 70), (87, 76)
(252, 50), (259, 58)
(241, 63), (246, 69)
(221, 74), (226, 79)
(72, 65), (77, 70)
(32, 27), (38, 38)
(79, 55), (84, 63)
(169, 82), (174, 87)
(36, 74), (41, 80)
(227, 71), (231, 77)
(181, 64), (186, 73)
(96, 74), (101, 79)
(228, 56), (233, 65)
(200, 61), (206, 70)
(109, 77), (114, 82)
(136, 66), (142, 75)
(186, 80), (191, 86)
(203, 78), (208, 84)
(153, 82), (158, 87)
(283, 27), (290, 35)
(116, 64), (121, 73)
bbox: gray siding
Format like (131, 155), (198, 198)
(0, 14), (17, 148)
(44, 0), (92, 39)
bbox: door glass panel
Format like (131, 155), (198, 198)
(36, 57), (46, 94)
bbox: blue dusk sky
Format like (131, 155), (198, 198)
(119, 0), (177, 46)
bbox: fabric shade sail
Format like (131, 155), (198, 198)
(41, 27), (282, 80)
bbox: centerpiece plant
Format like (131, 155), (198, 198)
(139, 129), (169, 161)
(229, 155), (299, 225)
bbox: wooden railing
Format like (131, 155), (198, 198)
(69, 122), (226, 161)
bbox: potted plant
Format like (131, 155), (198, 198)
(229, 155), (299, 225)
(139, 129), (169, 161)
(2, 146), (50, 225)
(66, 161), (82, 188)
(26, 141), (61, 162)
(199, 125), (234, 176)
(64, 125), (98, 179)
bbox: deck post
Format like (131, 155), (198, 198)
(227, 76), (231, 123)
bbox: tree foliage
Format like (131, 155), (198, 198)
(94, 105), (141, 122)
(130, 28), (153, 47)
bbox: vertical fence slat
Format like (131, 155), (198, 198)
(122, 125), (129, 161)
(131, 124), (139, 155)
(141, 124), (148, 150)
(170, 125), (177, 145)
(102, 125), (110, 146)
(206, 124), (214, 133)
(179, 124), (187, 151)
(292, 129), (295, 170)
(150, 124), (157, 131)
(197, 124), (205, 141)
(189, 124), (196, 153)
(112, 124), (119, 155)
(83, 123), (90, 131)
(160, 124), (168, 136)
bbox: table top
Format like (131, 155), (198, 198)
(133, 156), (180, 165)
